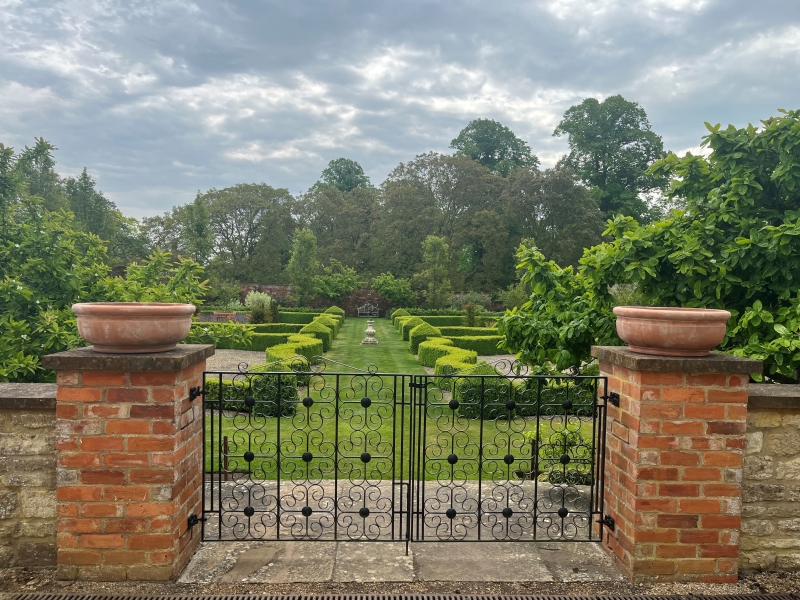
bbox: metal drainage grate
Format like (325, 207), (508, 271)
(8, 595), (800, 600)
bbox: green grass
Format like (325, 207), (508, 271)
(203, 318), (598, 481)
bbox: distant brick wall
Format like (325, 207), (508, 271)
(741, 385), (800, 571)
(238, 284), (406, 316)
(0, 384), (57, 567)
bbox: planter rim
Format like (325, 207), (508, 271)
(72, 302), (196, 316)
(613, 306), (731, 322)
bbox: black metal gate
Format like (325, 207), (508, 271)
(197, 359), (613, 548)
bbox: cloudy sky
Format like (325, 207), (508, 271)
(2, 0), (799, 218)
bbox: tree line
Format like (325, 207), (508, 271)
(5, 94), (670, 306)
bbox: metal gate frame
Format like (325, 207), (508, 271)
(197, 359), (615, 548)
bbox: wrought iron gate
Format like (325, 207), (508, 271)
(197, 359), (613, 547)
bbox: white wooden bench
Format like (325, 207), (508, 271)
(357, 302), (379, 317)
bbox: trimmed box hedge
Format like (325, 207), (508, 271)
(418, 338), (477, 368)
(391, 308), (410, 326)
(438, 326), (499, 337)
(418, 315), (465, 327)
(325, 306), (346, 319)
(400, 316), (425, 340)
(265, 334), (324, 363)
(443, 335), (504, 355)
(204, 371), (297, 417)
(251, 323), (304, 334)
(298, 321), (333, 351)
(313, 314), (340, 337)
(409, 322), (442, 354)
(278, 312), (319, 324)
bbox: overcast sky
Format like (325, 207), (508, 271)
(2, 0), (799, 218)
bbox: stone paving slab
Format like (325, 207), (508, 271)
(179, 540), (623, 583)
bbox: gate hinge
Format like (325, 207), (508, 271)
(187, 513), (206, 529)
(189, 386), (205, 402)
(597, 515), (615, 531)
(602, 391), (620, 407)
(409, 381), (429, 389)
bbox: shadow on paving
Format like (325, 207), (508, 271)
(179, 540), (624, 584)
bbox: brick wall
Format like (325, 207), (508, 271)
(741, 384), (800, 571)
(43, 345), (213, 581)
(0, 383), (57, 567)
(593, 346), (760, 583)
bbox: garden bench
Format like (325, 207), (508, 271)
(213, 312), (236, 322)
(357, 302), (379, 317)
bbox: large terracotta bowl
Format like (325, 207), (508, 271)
(613, 306), (731, 357)
(72, 302), (196, 353)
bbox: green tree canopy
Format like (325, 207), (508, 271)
(318, 158), (372, 191)
(370, 272), (417, 308)
(286, 228), (320, 306)
(450, 119), (539, 176)
(553, 95), (667, 222)
(502, 108), (800, 382)
(314, 259), (361, 301)
(416, 235), (452, 309)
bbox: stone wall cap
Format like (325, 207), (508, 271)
(748, 383), (800, 409)
(591, 345), (762, 374)
(42, 344), (215, 372)
(0, 382), (56, 410)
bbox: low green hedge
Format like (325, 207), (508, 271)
(409, 322), (442, 354)
(251, 323), (304, 334)
(400, 316), (425, 340)
(298, 321), (333, 351)
(204, 371), (297, 417)
(313, 315), (340, 337)
(248, 333), (292, 351)
(391, 308), (410, 325)
(433, 354), (481, 391)
(418, 338), (477, 368)
(438, 326), (499, 337)
(443, 335), (504, 355)
(278, 312), (319, 324)
(265, 334), (324, 363)
(418, 316), (464, 327)
(452, 365), (516, 419)
(325, 306), (346, 319)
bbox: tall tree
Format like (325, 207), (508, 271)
(500, 165), (605, 267)
(183, 193), (214, 265)
(14, 138), (66, 211)
(416, 235), (452, 309)
(450, 119), (538, 176)
(318, 158), (372, 191)
(64, 168), (115, 238)
(553, 95), (667, 222)
(286, 228), (320, 306)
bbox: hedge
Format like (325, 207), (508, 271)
(246, 333), (293, 351)
(298, 321), (333, 351)
(400, 316), (425, 340)
(409, 322), (442, 354)
(278, 312), (319, 324)
(265, 334), (324, 363)
(391, 308), (410, 325)
(452, 365), (516, 420)
(325, 306), (346, 319)
(204, 371), (297, 417)
(418, 338), (477, 368)
(438, 326), (499, 337)
(394, 315), (413, 332)
(313, 315), (340, 337)
(433, 354), (480, 391)
(443, 335), (504, 355)
(250, 323), (304, 334)
(418, 316), (464, 327)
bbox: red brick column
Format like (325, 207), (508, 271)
(43, 345), (214, 581)
(592, 346), (762, 583)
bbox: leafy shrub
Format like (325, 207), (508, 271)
(390, 308), (410, 325)
(250, 323), (304, 334)
(444, 335), (504, 355)
(418, 338), (477, 368)
(245, 333), (292, 351)
(325, 306), (346, 320)
(438, 326), (499, 337)
(453, 368), (517, 419)
(313, 314), (340, 337)
(186, 322), (252, 349)
(450, 292), (491, 310)
(400, 316), (425, 340)
(204, 371), (297, 417)
(417, 315), (464, 327)
(278, 312), (319, 324)
(371, 272), (418, 308)
(409, 322), (442, 354)
(298, 321), (333, 351)
(245, 291), (273, 324)
(462, 302), (479, 327)
(432, 353), (480, 391)
(315, 259), (360, 301)
(265, 334), (323, 363)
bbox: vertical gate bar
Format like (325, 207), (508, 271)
(420, 377), (428, 541)
(597, 376), (609, 539)
(201, 371), (207, 540)
(477, 376), (485, 541)
(587, 377), (599, 541)
(408, 375), (417, 546)
(334, 373), (339, 541)
(216, 372), (222, 540)
(276, 371), (281, 540)
(392, 374), (398, 542)
(533, 377), (542, 540)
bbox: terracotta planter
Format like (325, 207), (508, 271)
(613, 306), (731, 357)
(72, 302), (196, 353)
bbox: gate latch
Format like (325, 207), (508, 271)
(189, 386), (205, 402)
(187, 513), (206, 529)
(597, 515), (615, 531)
(601, 392), (620, 407)
(409, 381), (429, 389)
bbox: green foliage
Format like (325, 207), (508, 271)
(554, 95), (667, 222)
(450, 119), (539, 176)
(204, 371), (297, 417)
(462, 302), (479, 327)
(438, 326), (499, 337)
(250, 323), (304, 334)
(286, 228), (319, 306)
(498, 280), (530, 310)
(324, 306), (346, 319)
(409, 322), (442, 354)
(503, 108), (800, 381)
(245, 290), (273, 324)
(265, 334), (323, 363)
(314, 259), (360, 301)
(313, 315), (340, 337)
(453, 367), (515, 419)
(444, 335), (504, 355)
(399, 316), (425, 340)
(278, 312), (318, 324)
(418, 338), (457, 367)
(390, 308), (410, 325)
(298, 321), (333, 351)
(186, 322), (253, 349)
(98, 249), (208, 306)
(417, 235), (452, 308)
(371, 272), (417, 308)
(318, 158), (372, 192)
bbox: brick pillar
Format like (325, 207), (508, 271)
(592, 346), (762, 583)
(42, 344), (214, 581)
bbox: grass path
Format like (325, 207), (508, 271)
(323, 317), (425, 374)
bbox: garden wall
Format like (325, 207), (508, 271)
(0, 383), (57, 567)
(741, 384), (800, 571)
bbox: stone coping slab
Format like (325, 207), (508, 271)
(0, 382), (56, 410)
(42, 344), (214, 372)
(591, 345), (762, 374)
(748, 383), (800, 409)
